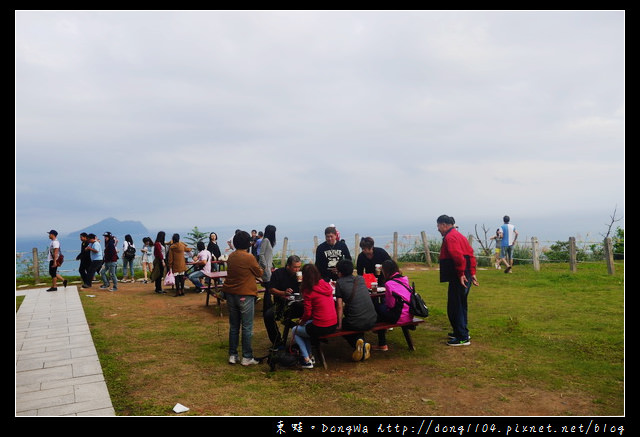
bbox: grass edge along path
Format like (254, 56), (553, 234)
(74, 262), (623, 416)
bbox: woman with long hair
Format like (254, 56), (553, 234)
(151, 231), (166, 293)
(374, 259), (413, 351)
(293, 263), (338, 369)
(167, 233), (192, 297)
(207, 232), (222, 269)
(122, 234), (136, 283)
(140, 237), (154, 283)
(258, 225), (276, 286)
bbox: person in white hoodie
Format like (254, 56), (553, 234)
(258, 225), (276, 286)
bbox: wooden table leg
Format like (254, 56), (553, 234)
(402, 326), (416, 351)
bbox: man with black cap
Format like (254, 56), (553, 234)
(100, 232), (119, 291)
(46, 230), (67, 292)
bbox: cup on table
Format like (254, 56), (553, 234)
(371, 282), (378, 292)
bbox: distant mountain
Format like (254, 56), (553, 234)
(67, 217), (149, 239)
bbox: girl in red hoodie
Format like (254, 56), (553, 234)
(293, 264), (338, 368)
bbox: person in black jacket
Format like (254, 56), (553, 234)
(207, 232), (222, 270)
(356, 236), (391, 284)
(263, 255), (303, 348)
(76, 232), (91, 286)
(100, 232), (119, 291)
(315, 226), (351, 281)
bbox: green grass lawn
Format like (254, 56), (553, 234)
(412, 262), (624, 404)
(66, 261), (624, 416)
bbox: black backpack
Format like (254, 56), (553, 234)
(257, 344), (300, 371)
(389, 279), (429, 318)
(124, 244), (136, 261)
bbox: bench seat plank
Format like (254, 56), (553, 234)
(315, 318), (424, 369)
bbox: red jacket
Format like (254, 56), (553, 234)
(104, 239), (119, 263)
(301, 280), (338, 327)
(439, 228), (477, 279)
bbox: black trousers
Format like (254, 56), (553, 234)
(374, 302), (400, 346)
(341, 319), (376, 348)
(263, 299), (303, 348)
(79, 259), (91, 285)
(85, 260), (103, 286)
(447, 275), (472, 340)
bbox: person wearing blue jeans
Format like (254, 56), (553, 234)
(188, 241), (212, 292)
(221, 230), (264, 366)
(101, 261), (119, 291)
(226, 293), (256, 363)
(293, 322), (315, 366)
(100, 232), (119, 291)
(122, 235), (136, 282)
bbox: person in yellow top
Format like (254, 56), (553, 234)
(222, 230), (264, 366)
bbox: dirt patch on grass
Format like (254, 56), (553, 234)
(80, 279), (598, 416)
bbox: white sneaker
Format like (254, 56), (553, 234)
(228, 355), (238, 365)
(241, 357), (259, 366)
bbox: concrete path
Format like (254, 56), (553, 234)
(15, 285), (115, 416)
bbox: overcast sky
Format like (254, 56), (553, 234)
(15, 10), (624, 241)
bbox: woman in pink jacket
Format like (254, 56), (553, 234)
(373, 259), (413, 351)
(293, 263), (338, 368)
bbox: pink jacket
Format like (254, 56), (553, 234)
(301, 280), (338, 327)
(384, 274), (413, 324)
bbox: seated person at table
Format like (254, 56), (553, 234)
(315, 226), (351, 281)
(293, 264), (338, 369)
(264, 255), (304, 348)
(356, 236), (391, 284)
(335, 259), (377, 362)
(187, 241), (212, 293)
(373, 259), (413, 351)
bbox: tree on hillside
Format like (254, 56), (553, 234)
(185, 226), (208, 248)
(602, 206), (624, 260)
(474, 224), (494, 256)
(612, 227), (624, 260)
(602, 206), (623, 239)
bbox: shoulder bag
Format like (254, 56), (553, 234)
(388, 279), (429, 318)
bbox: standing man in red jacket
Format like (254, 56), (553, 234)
(437, 215), (479, 346)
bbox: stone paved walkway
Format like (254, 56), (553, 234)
(15, 285), (115, 416)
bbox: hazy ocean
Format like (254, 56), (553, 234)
(16, 213), (614, 278)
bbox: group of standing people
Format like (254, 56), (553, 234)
(70, 230), (225, 295)
(46, 213), (523, 368)
(74, 232), (140, 291)
(149, 231), (226, 296)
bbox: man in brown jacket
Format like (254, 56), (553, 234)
(222, 230), (264, 366)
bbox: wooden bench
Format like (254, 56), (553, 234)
(315, 317), (425, 369)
